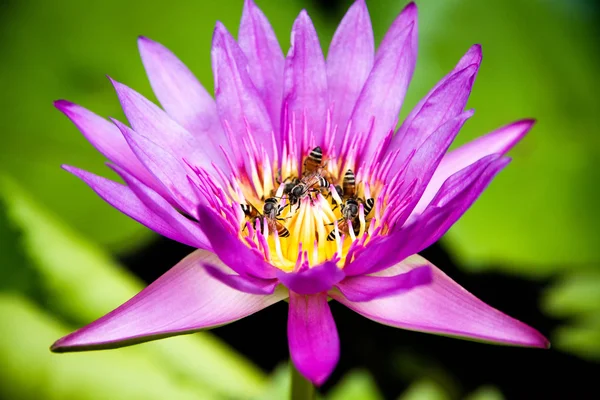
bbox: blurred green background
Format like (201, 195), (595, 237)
(1, 0), (599, 398)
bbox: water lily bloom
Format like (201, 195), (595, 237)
(52, 0), (548, 385)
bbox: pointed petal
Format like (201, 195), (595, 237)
(408, 44), (482, 120)
(62, 165), (200, 248)
(388, 45), (482, 166)
(288, 292), (339, 385)
(203, 263), (279, 295)
(109, 78), (213, 170)
(109, 163), (210, 249)
(212, 22), (275, 162)
(412, 119), (534, 216)
(332, 254), (549, 348)
(197, 205), (277, 279)
(326, 0), (374, 150)
(345, 2), (417, 162)
(283, 10), (328, 148)
(402, 110), (474, 189)
(412, 155), (510, 250)
(238, 0), (284, 133)
(388, 110), (474, 228)
(335, 265), (432, 302)
(54, 100), (165, 196)
(277, 260), (345, 295)
(138, 37), (228, 165)
(52, 250), (287, 352)
(345, 154), (507, 276)
(113, 119), (200, 217)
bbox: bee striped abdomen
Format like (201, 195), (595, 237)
(317, 176), (329, 188)
(326, 220), (345, 241)
(342, 169), (356, 197)
(326, 229), (338, 241)
(303, 146), (323, 175)
(277, 224), (291, 237)
(364, 198), (375, 216)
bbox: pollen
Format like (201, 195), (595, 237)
(231, 146), (383, 272)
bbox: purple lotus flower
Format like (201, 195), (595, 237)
(52, 0), (548, 385)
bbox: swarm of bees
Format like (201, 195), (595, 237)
(240, 146), (374, 241)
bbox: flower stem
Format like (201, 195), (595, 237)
(290, 363), (315, 400)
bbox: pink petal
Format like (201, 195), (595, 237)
(109, 163), (210, 249)
(138, 37), (228, 167)
(390, 110), (474, 228)
(403, 110), (474, 185)
(288, 292), (339, 385)
(276, 260), (345, 295)
(332, 254), (549, 348)
(326, 0), (374, 151)
(343, 211), (449, 277)
(344, 2), (417, 162)
(238, 0), (284, 134)
(203, 263), (279, 295)
(62, 165), (201, 248)
(345, 154), (507, 277)
(52, 250), (287, 352)
(113, 119), (200, 217)
(388, 45), (482, 169)
(54, 100), (165, 198)
(334, 265), (432, 302)
(197, 205), (277, 280)
(411, 155), (510, 251)
(412, 119), (534, 216)
(400, 45), (481, 135)
(283, 10), (328, 149)
(109, 78), (212, 171)
(212, 22), (275, 163)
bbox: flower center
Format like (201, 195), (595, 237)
(230, 146), (385, 272)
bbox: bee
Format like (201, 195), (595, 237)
(287, 147), (330, 209)
(281, 176), (300, 195)
(287, 172), (329, 210)
(327, 169), (375, 241)
(262, 197), (290, 238)
(342, 169), (356, 197)
(240, 202), (259, 220)
(240, 198), (290, 238)
(303, 146), (324, 176)
(333, 185), (343, 198)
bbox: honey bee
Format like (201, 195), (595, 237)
(240, 198), (290, 238)
(262, 197), (290, 238)
(342, 168), (356, 197)
(281, 176), (300, 195)
(302, 146), (324, 176)
(327, 169), (375, 241)
(287, 147), (330, 209)
(240, 202), (259, 220)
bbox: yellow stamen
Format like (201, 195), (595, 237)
(234, 157), (384, 272)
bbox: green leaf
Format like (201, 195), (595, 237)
(0, 0), (331, 251)
(0, 293), (219, 400)
(464, 386), (505, 400)
(327, 369), (383, 400)
(398, 380), (450, 400)
(542, 270), (600, 361)
(252, 364), (291, 400)
(0, 197), (42, 301)
(551, 316), (600, 361)
(0, 175), (267, 398)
